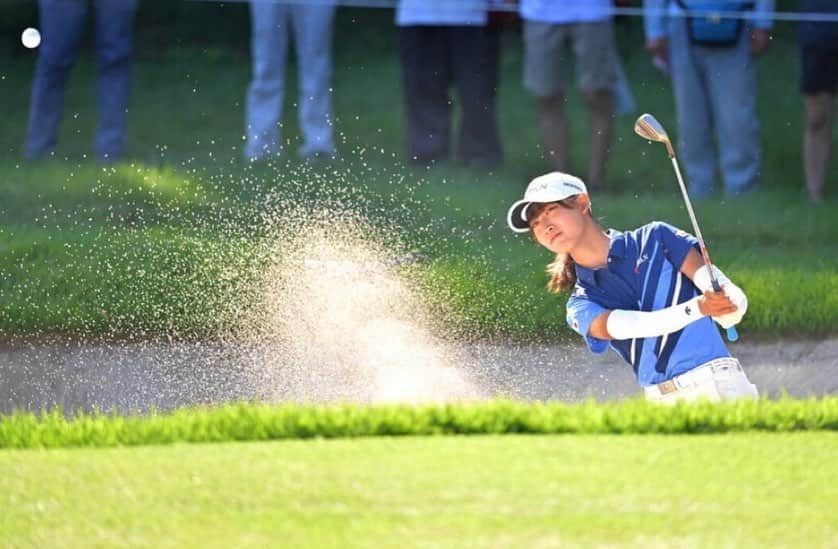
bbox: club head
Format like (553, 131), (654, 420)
(635, 113), (675, 157)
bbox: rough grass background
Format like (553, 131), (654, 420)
(1, 10), (836, 339)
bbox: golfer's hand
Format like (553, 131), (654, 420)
(713, 284), (748, 329)
(750, 29), (770, 56)
(697, 290), (737, 318)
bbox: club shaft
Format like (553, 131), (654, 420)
(669, 156), (716, 284)
(669, 155), (738, 341)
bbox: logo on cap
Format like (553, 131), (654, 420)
(530, 180), (550, 193)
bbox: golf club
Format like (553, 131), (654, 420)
(634, 113), (739, 342)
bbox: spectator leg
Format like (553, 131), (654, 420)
(523, 20), (570, 173)
(573, 21), (616, 189)
(584, 90), (614, 190)
(803, 92), (835, 201)
(24, 0), (88, 159)
(291, 3), (337, 158)
(706, 31), (761, 195)
(399, 26), (452, 164)
(668, 19), (717, 198)
(537, 94), (571, 174)
(93, 0), (138, 163)
(450, 25), (503, 168)
(245, 1), (291, 160)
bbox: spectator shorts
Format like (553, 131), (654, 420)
(523, 19), (617, 97)
(801, 46), (838, 94)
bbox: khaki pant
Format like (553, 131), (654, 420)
(523, 19), (617, 96)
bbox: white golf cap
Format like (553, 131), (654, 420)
(507, 172), (588, 233)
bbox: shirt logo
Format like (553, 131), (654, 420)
(572, 318), (580, 332)
(633, 253), (649, 274)
(685, 305), (693, 316)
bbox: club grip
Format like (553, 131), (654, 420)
(711, 277), (740, 342)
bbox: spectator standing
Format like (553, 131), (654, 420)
(24, 0), (138, 164)
(245, 0), (336, 161)
(799, 0), (838, 202)
(644, 0), (775, 198)
(520, 0), (618, 189)
(396, 0), (503, 168)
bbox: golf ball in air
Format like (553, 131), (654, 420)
(21, 28), (41, 49)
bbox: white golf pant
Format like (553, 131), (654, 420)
(644, 357), (759, 405)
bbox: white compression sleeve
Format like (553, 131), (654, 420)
(692, 264), (748, 328)
(605, 296), (705, 340)
(692, 264), (731, 293)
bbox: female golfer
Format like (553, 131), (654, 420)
(507, 171), (758, 403)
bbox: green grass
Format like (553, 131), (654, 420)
(1, 15), (836, 338)
(1, 432), (835, 547)
(0, 16), (835, 545)
(2, 398), (836, 449)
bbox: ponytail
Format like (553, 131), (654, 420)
(546, 253), (577, 294)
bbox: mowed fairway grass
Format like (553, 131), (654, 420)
(2, 433), (836, 547)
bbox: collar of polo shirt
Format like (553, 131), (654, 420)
(574, 229), (624, 284)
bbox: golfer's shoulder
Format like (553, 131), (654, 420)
(617, 221), (665, 246)
(566, 283), (602, 315)
(619, 222), (691, 257)
(635, 221), (686, 242)
(640, 220), (675, 234)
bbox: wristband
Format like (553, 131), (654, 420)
(693, 264), (731, 293)
(692, 265), (748, 324)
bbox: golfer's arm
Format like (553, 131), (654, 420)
(586, 249), (711, 340)
(587, 298), (706, 341)
(588, 311), (613, 340)
(680, 248), (705, 282)
(681, 248), (736, 294)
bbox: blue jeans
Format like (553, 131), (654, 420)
(668, 19), (761, 197)
(25, 0), (137, 163)
(245, 0), (336, 160)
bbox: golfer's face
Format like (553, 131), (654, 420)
(530, 202), (583, 254)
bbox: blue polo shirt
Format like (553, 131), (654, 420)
(566, 221), (730, 386)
